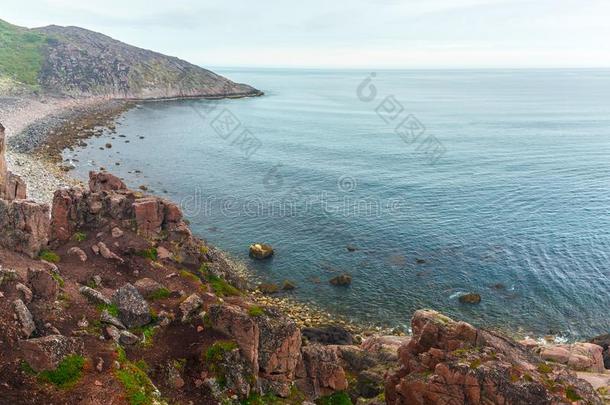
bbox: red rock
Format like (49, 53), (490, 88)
(208, 304), (259, 370)
(0, 123), (27, 200)
(296, 344), (348, 398)
(88, 171), (126, 192)
(0, 199), (50, 258)
(19, 335), (83, 372)
(538, 343), (605, 373)
(27, 268), (59, 300)
(133, 198), (164, 236)
(385, 310), (603, 405)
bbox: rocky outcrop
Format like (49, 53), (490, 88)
(0, 199), (50, 258)
(296, 345), (348, 398)
(51, 172), (195, 255)
(536, 343), (605, 373)
(208, 304), (302, 398)
(0, 123), (26, 200)
(19, 335), (83, 372)
(385, 309), (603, 405)
(589, 334), (610, 370)
(27, 267), (59, 300)
(13, 299), (36, 338)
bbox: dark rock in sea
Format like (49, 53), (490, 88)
(330, 273), (352, 287)
(346, 245), (358, 252)
(302, 325), (354, 345)
(415, 258), (426, 264)
(282, 280), (296, 291)
(249, 243), (274, 260)
(458, 293), (482, 304)
(258, 283), (280, 295)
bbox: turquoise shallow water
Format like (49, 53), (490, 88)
(66, 68), (610, 339)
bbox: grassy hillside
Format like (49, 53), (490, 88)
(0, 19), (47, 86)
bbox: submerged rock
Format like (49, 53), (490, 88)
(329, 273), (352, 287)
(458, 292), (481, 304)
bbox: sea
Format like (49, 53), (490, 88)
(64, 68), (610, 340)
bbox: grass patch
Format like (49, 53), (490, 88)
(132, 325), (156, 347)
(136, 248), (158, 261)
(148, 288), (170, 301)
(51, 272), (65, 288)
(537, 363), (553, 374)
(205, 341), (238, 364)
(565, 386), (582, 402)
(97, 303), (120, 317)
(72, 232), (87, 242)
(39, 249), (60, 263)
(247, 306), (265, 317)
(198, 264), (239, 297)
(20, 361), (36, 375)
(179, 270), (201, 284)
(0, 19), (47, 86)
(38, 355), (86, 389)
(316, 392), (353, 405)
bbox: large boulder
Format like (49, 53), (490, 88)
(303, 325), (354, 345)
(385, 309), (603, 405)
(0, 123), (27, 201)
(208, 304), (302, 398)
(28, 268), (59, 300)
(19, 335), (83, 372)
(256, 308), (302, 397)
(536, 343), (605, 373)
(13, 299), (35, 338)
(88, 171), (127, 192)
(112, 283), (151, 328)
(0, 199), (50, 258)
(590, 334), (610, 369)
(296, 344), (348, 399)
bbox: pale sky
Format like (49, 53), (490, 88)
(2, 0), (610, 69)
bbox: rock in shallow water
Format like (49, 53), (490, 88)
(249, 243), (274, 260)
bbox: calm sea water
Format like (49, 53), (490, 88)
(65, 68), (610, 339)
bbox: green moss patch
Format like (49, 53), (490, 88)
(148, 287), (171, 300)
(316, 392), (353, 405)
(38, 355), (86, 389)
(72, 232), (87, 242)
(39, 249), (60, 263)
(114, 348), (160, 405)
(97, 303), (120, 317)
(248, 306), (265, 317)
(136, 247), (158, 261)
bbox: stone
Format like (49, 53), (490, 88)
(157, 246), (172, 260)
(282, 280), (296, 291)
(112, 283), (151, 328)
(111, 227), (124, 238)
(13, 299), (35, 338)
(179, 294), (203, 322)
(458, 293), (481, 304)
(249, 243), (274, 260)
(134, 278), (164, 297)
(303, 325), (354, 345)
(88, 171), (127, 192)
(133, 198), (164, 235)
(68, 247), (88, 262)
(92, 275), (103, 287)
(100, 310), (126, 330)
(19, 335), (83, 372)
(208, 304), (259, 370)
(79, 285), (111, 306)
(258, 283), (280, 294)
(91, 244), (100, 255)
(329, 273), (352, 287)
(538, 343), (605, 372)
(0, 124), (27, 200)
(119, 330), (139, 345)
(256, 308), (302, 397)
(105, 325), (121, 342)
(0, 199), (50, 258)
(16, 283), (33, 303)
(97, 242), (124, 263)
(296, 345), (348, 399)
(27, 268), (59, 300)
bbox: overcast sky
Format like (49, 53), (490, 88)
(2, 0), (610, 68)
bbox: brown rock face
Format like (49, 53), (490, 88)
(88, 171), (127, 192)
(208, 304), (303, 398)
(19, 335), (83, 372)
(385, 309), (603, 405)
(296, 345), (348, 398)
(0, 199), (50, 257)
(0, 123), (27, 200)
(51, 172), (193, 248)
(28, 268), (59, 300)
